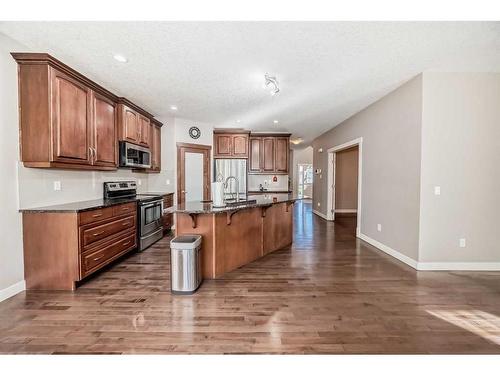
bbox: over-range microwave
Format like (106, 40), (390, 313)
(119, 141), (151, 169)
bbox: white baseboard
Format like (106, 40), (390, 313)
(417, 262), (500, 271)
(358, 233), (418, 269)
(335, 209), (357, 213)
(0, 280), (25, 302)
(312, 209), (328, 220)
(358, 233), (500, 271)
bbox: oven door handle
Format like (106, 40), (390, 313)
(141, 201), (163, 209)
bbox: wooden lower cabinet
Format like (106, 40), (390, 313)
(162, 193), (174, 232)
(22, 202), (137, 290)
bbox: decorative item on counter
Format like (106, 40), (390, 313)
(273, 197), (278, 203)
(272, 175), (278, 182)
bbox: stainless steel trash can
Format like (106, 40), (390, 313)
(170, 235), (202, 294)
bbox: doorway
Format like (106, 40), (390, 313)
(297, 163), (313, 198)
(327, 138), (362, 236)
(177, 142), (211, 204)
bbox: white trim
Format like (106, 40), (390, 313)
(335, 209), (357, 213)
(0, 280), (25, 302)
(417, 262), (500, 271)
(312, 209), (328, 220)
(358, 233), (418, 269)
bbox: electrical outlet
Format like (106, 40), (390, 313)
(459, 238), (466, 248)
(53, 181), (61, 191)
(317, 202), (321, 207)
(434, 186), (441, 195)
(137, 179), (142, 186)
(166, 179), (171, 185)
(377, 224), (382, 232)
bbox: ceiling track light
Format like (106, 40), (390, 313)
(264, 73), (280, 96)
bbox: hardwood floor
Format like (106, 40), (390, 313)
(1, 200), (500, 354)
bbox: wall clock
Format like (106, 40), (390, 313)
(189, 126), (201, 139)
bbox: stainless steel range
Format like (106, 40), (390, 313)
(103, 181), (163, 251)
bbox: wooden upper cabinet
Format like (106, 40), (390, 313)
(121, 105), (139, 143)
(151, 122), (162, 172)
(232, 135), (248, 157)
(275, 137), (289, 173)
(262, 137), (275, 172)
(51, 69), (91, 165)
(214, 134), (232, 157)
(249, 137), (262, 173)
(91, 92), (117, 167)
(213, 131), (249, 158)
(248, 134), (291, 174)
(138, 115), (151, 147)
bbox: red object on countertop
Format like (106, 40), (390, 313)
(272, 175), (277, 182)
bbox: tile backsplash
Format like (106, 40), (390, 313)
(248, 174), (289, 191)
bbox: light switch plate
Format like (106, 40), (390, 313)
(459, 238), (466, 248)
(434, 186), (441, 195)
(377, 224), (382, 232)
(53, 181), (61, 191)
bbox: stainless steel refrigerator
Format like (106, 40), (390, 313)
(214, 159), (247, 200)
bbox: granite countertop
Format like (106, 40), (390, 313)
(19, 197), (140, 213)
(170, 193), (300, 214)
(143, 191), (174, 196)
(247, 190), (293, 194)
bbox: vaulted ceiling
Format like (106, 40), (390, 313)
(1, 22), (499, 146)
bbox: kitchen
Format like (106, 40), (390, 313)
(13, 52), (297, 291)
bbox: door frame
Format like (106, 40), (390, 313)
(327, 137), (363, 237)
(176, 142), (212, 204)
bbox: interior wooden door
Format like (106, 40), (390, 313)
(51, 69), (91, 164)
(262, 137), (275, 172)
(275, 137), (289, 173)
(248, 137), (262, 173)
(91, 92), (117, 167)
(177, 143), (212, 204)
(232, 135), (248, 157)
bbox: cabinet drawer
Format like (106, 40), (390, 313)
(81, 233), (136, 276)
(82, 215), (136, 247)
(80, 207), (113, 225)
(112, 202), (136, 217)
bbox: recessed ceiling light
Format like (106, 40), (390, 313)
(170, 105), (178, 111)
(273, 120), (279, 124)
(113, 54), (128, 63)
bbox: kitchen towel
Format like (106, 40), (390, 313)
(212, 182), (225, 207)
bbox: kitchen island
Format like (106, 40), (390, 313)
(172, 194), (298, 278)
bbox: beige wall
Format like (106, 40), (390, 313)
(0, 33), (25, 296)
(419, 73), (500, 264)
(335, 146), (358, 210)
(312, 75), (423, 261)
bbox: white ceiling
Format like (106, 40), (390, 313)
(1, 22), (499, 146)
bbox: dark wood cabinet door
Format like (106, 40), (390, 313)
(92, 92), (117, 167)
(262, 137), (275, 172)
(275, 137), (289, 173)
(152, 125), (161, 170)
(123, 106), (139, 143)
(215, 134), (232, 157)
(51, 70), (91, 164)
(232, 135), (248, 157)
(138, 115), (151, 147)
(249, 137), (262, 173)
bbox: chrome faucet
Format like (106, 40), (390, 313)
(224, 176), (240, 202)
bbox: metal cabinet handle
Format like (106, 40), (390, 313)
(92, 231), (105, 236)
(92, 213), (103, 218)
(93, 254), (105, 261)
(122, 222), (130, 226)
(122, 240), (131, 246)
